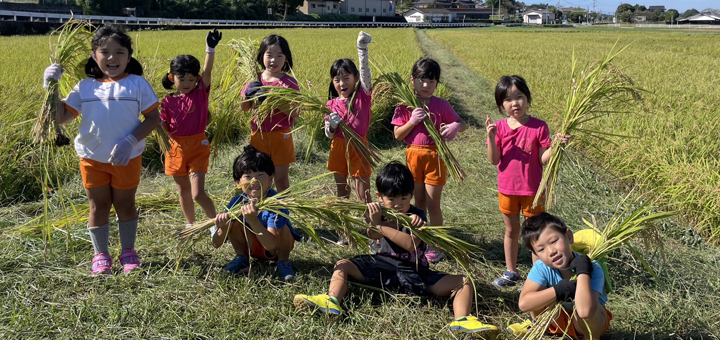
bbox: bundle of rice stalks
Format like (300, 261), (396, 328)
(32, 19), (93, 147)
(522, 194), (674, 340)
(533, 42), (643, 209)
(374, 69), (466, 182)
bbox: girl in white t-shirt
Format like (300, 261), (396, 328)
(43, 24), (160, 275)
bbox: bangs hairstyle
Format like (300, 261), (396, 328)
(232, 145), (275, 181)
(85, 24), (143, 79)
(328, 58), (359, 100)
(520, 212), (568, 253)
(256, 34), (293, 72)
(162, 55), (201, 90)
(375, 161), (415, 198)
(411, 57), (441, 81)
(494, 75), (532, 112)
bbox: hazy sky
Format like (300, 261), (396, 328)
(556, 0), (717, 14)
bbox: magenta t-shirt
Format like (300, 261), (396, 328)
(325, 87), (372, 138)
(242, 73), (299, 132)
(391, 96), (459, 146)
(160, 78), (210, 137)
(491, 117), (552, 196)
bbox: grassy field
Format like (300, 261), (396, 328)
(0, 27), (719, 339)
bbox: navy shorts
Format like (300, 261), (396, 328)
(349, 254), (447, 296)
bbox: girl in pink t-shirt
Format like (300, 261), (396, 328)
(160, 29), (222, 228)
(241, 35), (298, 193)
(486, 75), (569, 288)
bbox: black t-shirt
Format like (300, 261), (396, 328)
(373, 205), (429, 266)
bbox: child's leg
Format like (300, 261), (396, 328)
(228, 222), (251, 258)
(189, 172), (216, 219)
(267, 226), (294, 261)
(353, 176), (373, 203)
(113, 187), (139, 251)
(572, 305), (609, 339)
(334, 173), (350, 198)
(329, 259), (367, 302)
(274, 164), (290, 193)
(427, 274), (472, 318)
(424, 183), (444, 226)
(86, 185), (113, 255)
(502, 213), (521, 272)
(173, 175), (195, 224)
(413, 182), (427, 211)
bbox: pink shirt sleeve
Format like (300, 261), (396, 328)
(391, 105), (411, 126)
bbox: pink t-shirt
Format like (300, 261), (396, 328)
(491, 117), (552, 196)
(160, 78), (210, 137)
(391, 96), (460, 146)
(325, 87), (372, 138)
(242, 73), (299, 132)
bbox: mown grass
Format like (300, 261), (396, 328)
(0, 28), (718, 339)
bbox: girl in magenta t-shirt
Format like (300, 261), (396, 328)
(160, 29), (222, 228)
(486, 75), (569, 288)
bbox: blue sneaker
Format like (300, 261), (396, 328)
(277, 260), (296, 282)
(493, 270), (522, 288)
(223, 254), (249, 274)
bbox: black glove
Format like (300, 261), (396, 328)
(570, 254), (593, 276)
(554, 279), (577, 302)
(244, 81), (266, 103)
(206, 28), (222, 48)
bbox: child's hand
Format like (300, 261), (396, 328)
(409, 108), (427, 125)
(327, 112), (342, 129)
(357, 31), (372, 48)
(43, 63), (63, 89)
(409, 214), (425, 229)
(241, 200), (259, 220)
(554, 132), (572, 144)
(570, 254), (593, 276)
(367, 202), (383, 226)
(108, 135), (138, 166)
(206, 28), (222, 49)
(485, 115), (497, 138)
(214, 212), (229, 236)
(553, 279), (577, 301)
(244, 81), (266, 103)
(160, 120), (171, 133)
(440, 121), (461, 141)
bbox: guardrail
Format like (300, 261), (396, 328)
(0, 10), (491, 28)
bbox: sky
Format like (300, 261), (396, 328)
(555, 0), (717, 14)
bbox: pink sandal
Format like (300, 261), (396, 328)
(91, 253), (112, 275)
(118, 249), (141, 273)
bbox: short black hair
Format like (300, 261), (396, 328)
(232, 145), (275, 181)
(256, 34), (293, 73)
(328, 58), (359, 100)
(85, 24), (143, 79)
(162, 55), (201, 90)
(411, 57), (441, 82)
(375, 161), (415, 198)
(520, 212), (568, 254)
(495, 75), (532, 112)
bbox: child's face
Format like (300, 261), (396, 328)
(376, 193), (413, 214)
(172, 73), (198, 94)
(411, 76), (437, 99)
(332, 69), (358, 99)
(531, 227), (575, 270)
(92, 38), (130, 80)
(262, 44), (286, 75)
(501, 85), (529, 119)
(237, 170), (273, 200)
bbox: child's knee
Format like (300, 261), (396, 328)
(334, 259), (354, 271)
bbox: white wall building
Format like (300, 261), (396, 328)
(298, 0), (342, 15)
(404, 8), (455, 23)
(523, 9), (555, 24)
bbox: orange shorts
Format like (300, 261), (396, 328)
(79, 156), (142, 190)
(165, 133), (211, 176)
(405, 145), (446, 186)
(498, 192), (545, 217)
(548, 306), (613, 339)
(249, 232), (296, 260)
(250, 128), (295, 166)
(326, 136), (372, 178)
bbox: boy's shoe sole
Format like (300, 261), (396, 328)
(293, 295), (342, 316)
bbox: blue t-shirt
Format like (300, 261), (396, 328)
(527, 252), (608, 306)
(226, 189), (302, 241)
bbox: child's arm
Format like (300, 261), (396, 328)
(241, 200), (283, 251)
(440, 116), (467, 142)
(517, 279), (558, 312)
(357, 31), (371, 92)
(212, 212), (235, 248)
(485, 115), (500, 165)
(366, 203), (423, 252)
(56, 97), (76, 124)
(394, 108), (426, 140)
(324, 112), (341, 139)
(43, 64), (76, 124)
(570, 255), (600, 319)
(539, 133), (571, 165)
(201, 29), (222, 88)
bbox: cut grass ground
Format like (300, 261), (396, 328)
(0, 28), (718, 339)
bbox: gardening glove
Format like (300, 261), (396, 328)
(357, 31), (372, 48)
(205, 28), (222, 53)
(409, 108), (426, 126)
(553, 279), (577, 302)
(440, 121), (461, 141)
(108, 134), (138, 167)
(244, 81), (266, 103)
(43, 63), (63, 89)
(570, 254), (594, 276)
(327, 112), (342, 129)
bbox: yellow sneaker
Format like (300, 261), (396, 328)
(293, 294), (343, 316)
(449, 316), (499, 339)
(506, 319), (533, 337)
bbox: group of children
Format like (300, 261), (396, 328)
(41, 25), (610, 339)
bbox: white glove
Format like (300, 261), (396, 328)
(327, 112), (342, 129)
(324, 120), (333, 138)
(357, 31), (372, 48)
(108, 135), (138, 166)
(43, 63), (63, 89)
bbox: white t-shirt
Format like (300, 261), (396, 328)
(64, 74), (160, 163)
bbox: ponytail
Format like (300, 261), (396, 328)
(162, 73), (175, 90)
(84, 56), (144, 79)
(126, 57), (144, 76)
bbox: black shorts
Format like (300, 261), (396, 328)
(349, 254), (447, 296)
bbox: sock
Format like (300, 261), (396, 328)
(118, 217), (138, 251)
(88, 223), (110, 255)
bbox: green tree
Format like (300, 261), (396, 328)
(618, 11), (633, 22)
(681, 8), (699, 18)
(633, 4), (646, 12)
(665, 9), (679, 22)
(616, 3), (634, 13)
(568, 11), (584, 23)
